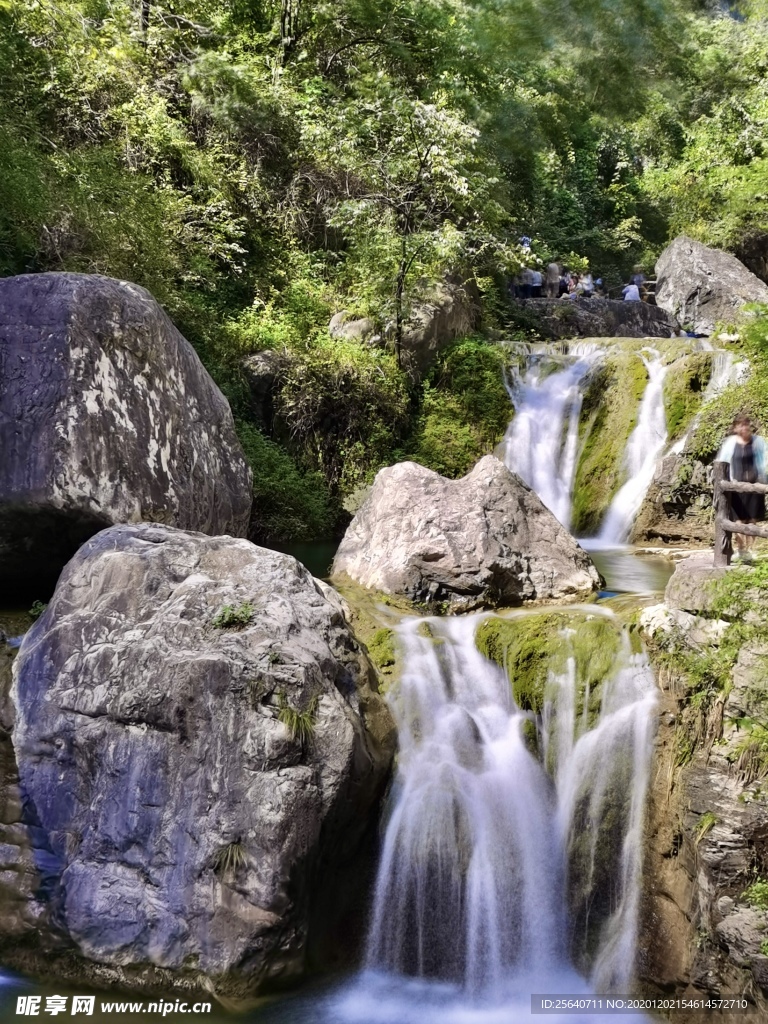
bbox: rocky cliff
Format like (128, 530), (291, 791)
(638, 554), (768, 1020)
(512, 297), (678, 340)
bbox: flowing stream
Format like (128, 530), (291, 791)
(328, 611), (657, 1024)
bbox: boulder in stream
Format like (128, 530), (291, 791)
(332, 455), (601, 609)
(8, 524), (394, 996)
(655, 236), (768, 335)
(0, 272), (252, 596)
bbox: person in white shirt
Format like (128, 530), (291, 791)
(622, 283), (641, 301)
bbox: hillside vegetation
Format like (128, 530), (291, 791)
(3, 0), (768, 539)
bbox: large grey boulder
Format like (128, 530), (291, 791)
(9, 524), (394, 996)
(655, 236), (768, 335)
(513, 297), (677, 339)
(0, 273), (252, 595)
(332, 456), (601, 609)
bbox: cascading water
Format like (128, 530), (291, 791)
(333, 611), (656, 1023)
(596, 351), (668, 545)
(669, 345), (749, 455)
(502, 346), (599, 530)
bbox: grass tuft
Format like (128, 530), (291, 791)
(213, 840), (246, 877)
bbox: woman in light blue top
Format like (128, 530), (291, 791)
(716, 414), (766, 560)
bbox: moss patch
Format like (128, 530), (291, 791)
(571, 351), (648, 535)
(663, 352), (713, 440)
(475, 612), (623, 725)
(367, 628), (397, 670)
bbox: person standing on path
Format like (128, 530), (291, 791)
(546, 262), (560, 298)
(717, 414), (767, 561)
(530, 268), (543, 298)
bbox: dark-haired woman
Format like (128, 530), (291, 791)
(717, 415), (767, 561)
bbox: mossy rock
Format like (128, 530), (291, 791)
(475, 612), (623, 727)
(571, 351), (648, 535)
(663, 352), (713, 440)
(367, 628), (396, 670)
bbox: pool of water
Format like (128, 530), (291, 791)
(581, 542), (676, 596)
(0, 968), (653, 1024)
(268, 540), (339, 580)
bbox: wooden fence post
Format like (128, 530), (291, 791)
(713, 461), (732, 567)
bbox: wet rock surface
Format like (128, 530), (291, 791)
(655, 236), (768, 336)
(0, 273), (252, 597)
(512, 296), (678, 339)
(332, 455), (601, 609)
(7, 524), (394, 996)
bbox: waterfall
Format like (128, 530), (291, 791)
(348, 612), (656, 1020)
(669, 346), (749, 455)
(596, 351), (668, 545)
(502, 346), (599, 530)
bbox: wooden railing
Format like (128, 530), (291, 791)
(713, 461), (768, 566)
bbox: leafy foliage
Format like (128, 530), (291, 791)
(4, 1), (768, 539)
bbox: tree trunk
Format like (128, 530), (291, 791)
(395, 247), (407, 370)
(281, 0), (302, 58)
(141, 0), (151, 35)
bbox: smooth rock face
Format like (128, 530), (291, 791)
(664, 550), (729, 614)
(9, 525), (394, 995)
(332, 456), (601, 609)
(0, 273), (252, 595)
(655, 236), (768, 335)
(513, 297), (678, 339)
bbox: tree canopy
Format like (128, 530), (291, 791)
(2, 0), (767, 538)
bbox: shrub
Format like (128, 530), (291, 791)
(212, 601), (254, 629)
(237, 421), (337, 542)
(742, 878), (768, 910)
(399, 337), (510, 478)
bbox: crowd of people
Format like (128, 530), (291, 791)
(511, 259), (653, 303)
